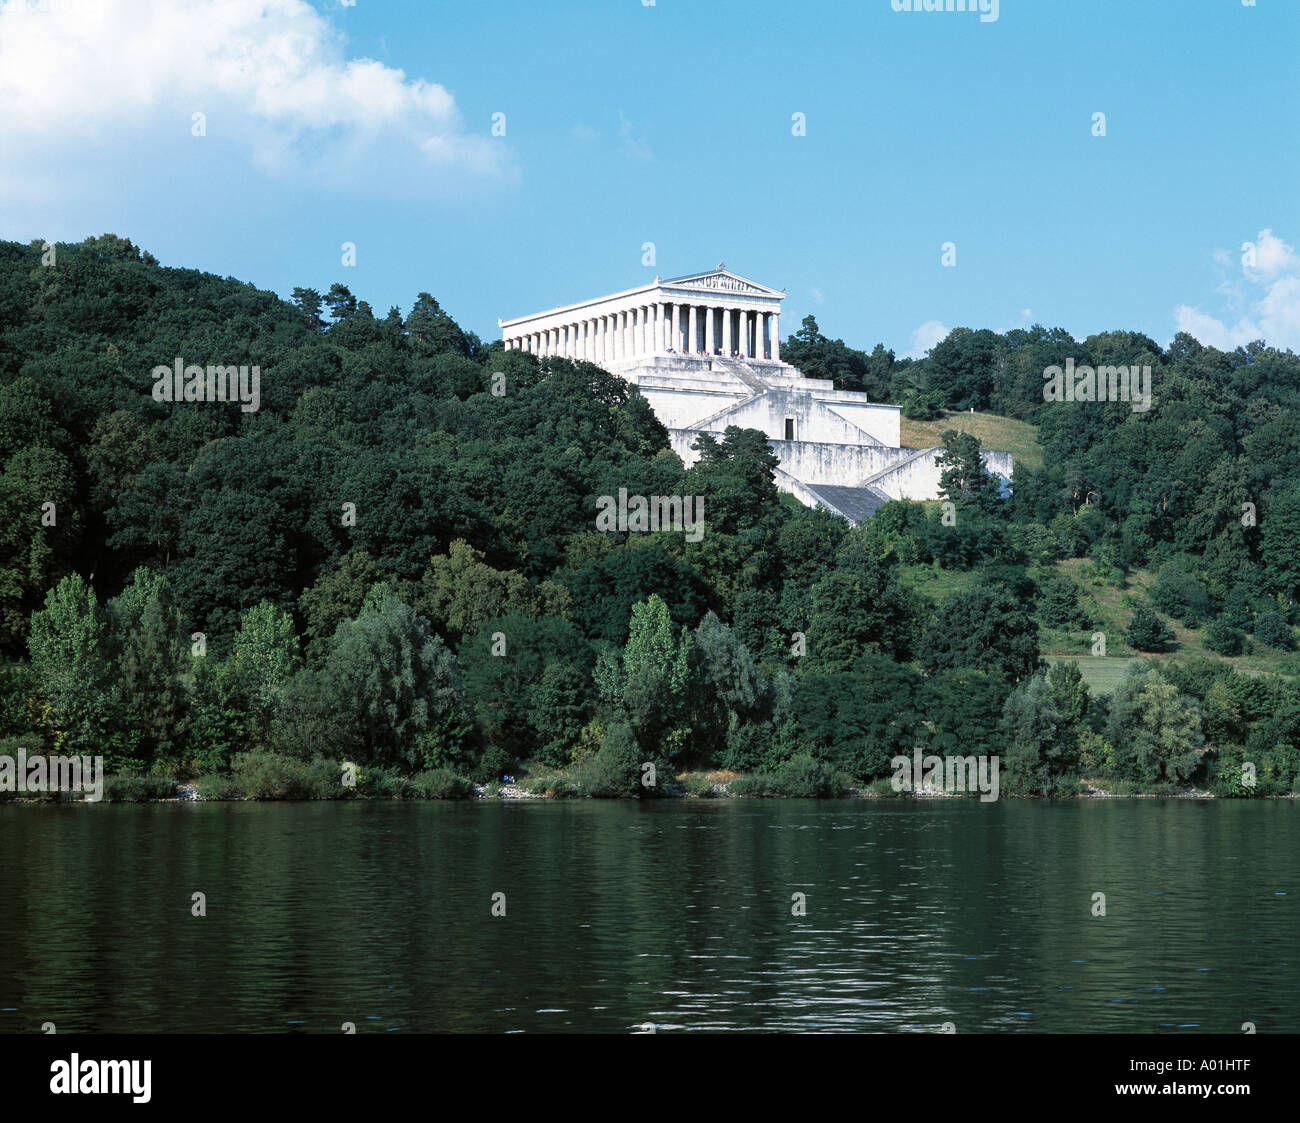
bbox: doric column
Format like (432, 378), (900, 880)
(620, 310), (629, 359)
(688, 305), (698, 355)
(755, 313), (765, 360)
(670, 304), (680, 352)
(705, 306), (715, 354)
(739, 312), (749, 357)
(770, 313), (779, 362)
(722, 308), (732, 355)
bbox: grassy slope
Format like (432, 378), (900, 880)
(886, 414), (1297, 686)
(1042, 559), (1300, 687)
(901, 410), (1044, 469)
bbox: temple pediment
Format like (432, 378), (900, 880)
(661, 267), (783, 298)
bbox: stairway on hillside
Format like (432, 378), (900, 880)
(707, 355), (770, 394)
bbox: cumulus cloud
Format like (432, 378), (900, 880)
(907, 319), (949, 358)
(1174, 229), (1300, 352)
(0, 0), (510, 198)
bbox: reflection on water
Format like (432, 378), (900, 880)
(0, 799), (1293, 1033)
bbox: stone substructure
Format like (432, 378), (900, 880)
(501, 266), (1012, 524)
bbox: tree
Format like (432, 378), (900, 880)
(302, 589), (467, 769)
(805, 560), (919, 671)
(1001, 675), (1068, 795)
(1125, 604), (1174, 652)
(418, 539), (568, 645)
(1105, 664), (1204, 785)
(919, 582), (1041, 682)
(291, 287), (326, 332)
(531, 663), (590, 767)
(687, 426), (781, 534)
(299, 551), (381, 663)
(937, 430), (1003, 513)
(323, 282), (357, 322)
(1036, 571), (1086, 629)
(28, 574), (128, 764)
(108, 567), (189, 761)
(796, 655), (927, 780)
(227, 601), (300, 746)
(596, 593), (695, 776)
(691, 611), (768, 758)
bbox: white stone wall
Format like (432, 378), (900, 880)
(671, 431), (1014, 501)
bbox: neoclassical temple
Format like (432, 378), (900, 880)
(501, 266), (1012, 523)
(501, 266), (786, 363)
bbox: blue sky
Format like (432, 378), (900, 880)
(2, 0), (1298, 356)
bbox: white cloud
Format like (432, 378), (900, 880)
(907, 319), (949, 358)
(1174, 228), (1300, 352)
(809, 287), (824, 304)
(0, 0), (509, 196)
(618, 112), (653, 161)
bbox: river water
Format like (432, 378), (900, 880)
(0, 798), (1293, 1033)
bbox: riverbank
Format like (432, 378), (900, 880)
(2, 772), (1295, 803)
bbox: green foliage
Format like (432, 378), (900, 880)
(410, 768), (475, 800)
(583, 721), (644, 798)
(726, 753), (842, 798)
(4, 238), (1299, 797)
(1104, 663), (1205, 785)
(104, 773), (180, 802)
(1254, 611), (1296, 651)
(936, 429), (1004, 513)
(28, 574), (130, 764)
(1205, 618), (1247, 656)
(1000, 675), (1072, 795)
(919, 580), (1041, 682)
(1125, 605), (1175, 652)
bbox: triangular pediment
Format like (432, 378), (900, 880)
(660, 268), (783, 298)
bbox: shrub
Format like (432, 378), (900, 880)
(411, 768), (475, 799)
(1125, 605), (1174, 651)
(470, 744), (513, 786)
(725, 754), (843, 798)
(770, 752), (842, 797)
(721, 721), (772, 773)
(226, 752), (340, 800)
(196, 773), (243, 800)
(1254, 612), (1296, 651)
(680, 773), (722, 797)
(104, 773), (178, 802)
(580, 722), (643, 798)
(1151, 561), (1211, 625)
(1205, 619), (1246, 656)
(521, 772), (583, 798)
(360, 766), (410, 799)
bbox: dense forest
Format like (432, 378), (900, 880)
(4, 234), (1300, 799)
